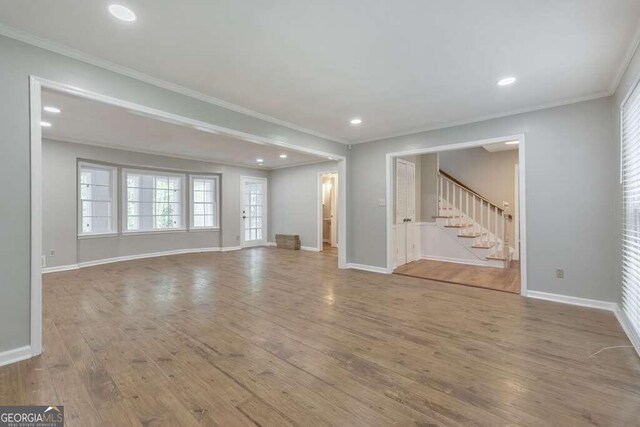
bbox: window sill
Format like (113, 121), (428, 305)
(189, 227), (221, 232)
(78, 232), (119, 240)
(122, 229), (188, 236)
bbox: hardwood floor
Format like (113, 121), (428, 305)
(1, 248), (639, 425)
(394, 259), (521, 294)
(322, 242), (338, 254)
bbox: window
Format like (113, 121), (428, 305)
(621, 81), (640, 343)
(190, 175), (219, 229)
(78, 163), (117, 236)
(124, 169), (185, 233)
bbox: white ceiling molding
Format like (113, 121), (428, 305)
(608, 15), (640, 94)
(0, 23), (349, 145)
(353, 91), (611, 145)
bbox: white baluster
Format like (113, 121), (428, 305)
(439, 175), (443, 216)
(465, 191), (469, 228)
(493, 206), (498, 253)
(473, 195), (476, 234)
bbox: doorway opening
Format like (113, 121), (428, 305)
(387, 135), (526, 295)
(318, 171), (338, 255)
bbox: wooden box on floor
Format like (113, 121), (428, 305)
(275, 234), (300, 250)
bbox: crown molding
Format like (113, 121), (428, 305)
(353, 91), (612, 145)
(608, 15), (640, 95)
(0, 24), (348, 145)
(2, 21), (635, 147)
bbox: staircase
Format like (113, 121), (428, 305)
(434, 171), (513, 268)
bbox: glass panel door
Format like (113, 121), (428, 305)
(241, 176), (267, 247)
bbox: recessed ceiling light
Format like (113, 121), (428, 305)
(350, 118), (362, 125)
(497, 76), (517, 86)
(279, 154), (287, 159)
(43, 106), (61, 114)
(108, 4), (136, 22)
(505, 140), (519, 145)
(256, 158), (264, 163)
(40, 121), (52, 127)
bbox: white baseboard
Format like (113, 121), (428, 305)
(526, 291), (617, 311)
(0, 345), (32, 367)
(614, 306), (640, 358)
(43, 247), (224, 273)
(526, 291), (639, 358)
(266, 242), (317, 251)
(221, 246), (242, 252)
(42, 264), (79, 274)
(346, 263), (390, 274)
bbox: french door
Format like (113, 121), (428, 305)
(395, 159), (416, 267)
(240, 176), (267, 247)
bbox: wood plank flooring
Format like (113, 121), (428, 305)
(1, 248), (639, 426)
(394, 259), (521, 294)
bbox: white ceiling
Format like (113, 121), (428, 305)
(41, 89), (328, 169)
(2, 1), (640, 143)
(483, 141), (519, 152)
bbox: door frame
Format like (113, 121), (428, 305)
(28, 76), (348, 362)
(384, 134), (528, 296)
(240, 175), (268, 248)
(317, 170), (338, 252)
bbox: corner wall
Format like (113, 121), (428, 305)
(269, 161), (339, 248)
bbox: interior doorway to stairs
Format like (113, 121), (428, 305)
(387, 136), (526, 295)
(319, 172), (338, 255)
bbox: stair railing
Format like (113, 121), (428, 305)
(437, 172), (510, 266)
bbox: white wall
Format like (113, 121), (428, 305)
(349, 97), (619, 302)
(269, 161), (338, 248)
(439, 147), (519, 246)
(43, 139), (269, 268)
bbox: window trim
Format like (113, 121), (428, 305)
(77, 162), (118, 237)
(122, 168), (187, 234)
(189, 174), (220, 231)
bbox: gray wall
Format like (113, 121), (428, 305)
(439, 147), (518, 242)
(420, 153), (439, 222)
(348, 96), (619, 302)
(269, 161), (338, 248)
(0, 35), (346, 354)
(43, 139), (269, 267)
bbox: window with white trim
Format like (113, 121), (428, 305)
(621, 80), (640, 343)
(78, 163), (117, 236)
(124, 170), (185, 232)
(190, 175), (219, 229)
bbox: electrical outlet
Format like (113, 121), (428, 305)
(556, 268), (564, 279)
(236, 235), (240, 241)
(49, 249), (55, 257)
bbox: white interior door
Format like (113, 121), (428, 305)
(241, 176), (267, 247)
(405, 162), (416, 262)
(395, 159), (416, 267)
